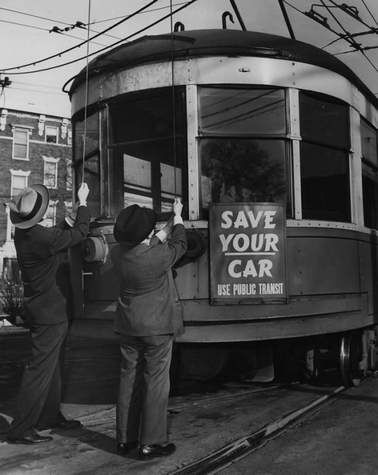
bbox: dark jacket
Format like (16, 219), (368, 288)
(113, 223), (187, 337)
(14, 206), (90, 325)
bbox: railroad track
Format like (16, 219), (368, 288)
(170, 384), (347, 475)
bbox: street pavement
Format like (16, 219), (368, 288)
(1, 326), (377, 474)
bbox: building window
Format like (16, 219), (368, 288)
(198, 86), (289, 218)
(9, 169), (30, 239)
(45, 125), (58, 143)
(299, 91), (350, 222)
(41, 200), (58, 227)
(361, 117), (378, 228)
(12, 127), (29, 160)
(66, 159), (72, 191)
(43, 157), (59, 189)
(10, 169), (30, 197)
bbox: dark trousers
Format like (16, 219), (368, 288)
(117, 334), (173, 445)
(8, 320), (68, 438)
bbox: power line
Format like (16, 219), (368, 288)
(0, 18), (47, 32)
(319, 0), (357, 48)
(0, 18), (107, 47)
(326, 0), (373, 31)
(334, 45), (378, 55)
(9, 86), (68, 96)
(360, 0), (377, 25)
(0, 0), (159, 73)
(1, 0), (198, 80)
(88, 2), (187, 25)
(284, 0), (378, 74)
(0, 6), (72, 26)
(0, 6), (121, 41)
(320, 0), (378, 72)
(321, 29), (378, 49)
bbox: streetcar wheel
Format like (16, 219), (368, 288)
(339, 332), (364, 387)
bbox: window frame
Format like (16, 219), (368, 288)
(196, 85), (291, 220)
(8, 169), (30, 240)
(109, 86), (188, 220)
(10, 168), (30, 197)
(45, 125), (59, 144)
(72, 110), (102, 217)
(360, 116), (378, 229)
(65, 158), (73, 191)
(298, 90), (351, 224)
(12, 126), (30, 161)
(43, 156), (60, 189)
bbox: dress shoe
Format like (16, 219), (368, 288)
(37, 418), (82, 431)
(116, 441), (138, 456)
(139, 443), (176, 460)
(53, 418), (82, 430)
(7, 431), (53, 445)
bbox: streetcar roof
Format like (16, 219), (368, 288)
(69, 29), (377, 108)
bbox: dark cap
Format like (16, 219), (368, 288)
(114, 204), (157, 247)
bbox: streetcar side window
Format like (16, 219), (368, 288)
(111, 87), (187, 219)
(73, 112), (101, 217)
(361, 117), (378, 228)
(198, 87), (290, 218)
(75, 154), (101, 218)
(299, 92), (350, 222)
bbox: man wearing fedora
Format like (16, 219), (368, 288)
(6, 182), (90, 444)
(112, 198), (187, 460)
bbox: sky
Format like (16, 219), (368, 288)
(0, 0), (377, 117)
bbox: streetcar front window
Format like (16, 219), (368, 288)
(111, 87), (187, 219)
(200, 138), (287, 208)
(299, 92), (350, 222)
(199, 87), (286, 135)
(198, 86), (290, 218)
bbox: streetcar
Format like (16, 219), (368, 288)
(66, 29), (378, 396)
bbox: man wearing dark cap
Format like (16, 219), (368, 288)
(6, 182), (90, 444)
(112, 198), (187, 460)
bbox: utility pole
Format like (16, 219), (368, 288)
(0, 76), (12, 91)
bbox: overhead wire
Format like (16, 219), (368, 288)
(283, 0), (378, 73)
(0, 18), (107, 46)
(283, 0), (343, 37)
(321, 29), (378, 49)
(334, 45), (378, 55)
(360, 0), (377, 25)
(0, 18), (50, 32)
(0, 0), (197, 80)
(9, 86), (68, 96)
(88, 2), (188, 25)
(0, 5), (121, 41)
(319, 0), (378, 72)
(326, 0), (373, 31)
(0, 0), (159, 73)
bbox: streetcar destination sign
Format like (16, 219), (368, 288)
(209, 202), (287, 304)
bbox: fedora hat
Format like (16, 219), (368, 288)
(7, 184), (49, 229)
(114, 204), (157, 247)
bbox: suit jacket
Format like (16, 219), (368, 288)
(14, 206), (90, 325)
(113, 223), (187, 337)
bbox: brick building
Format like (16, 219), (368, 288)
(0, 107), (72, 276)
